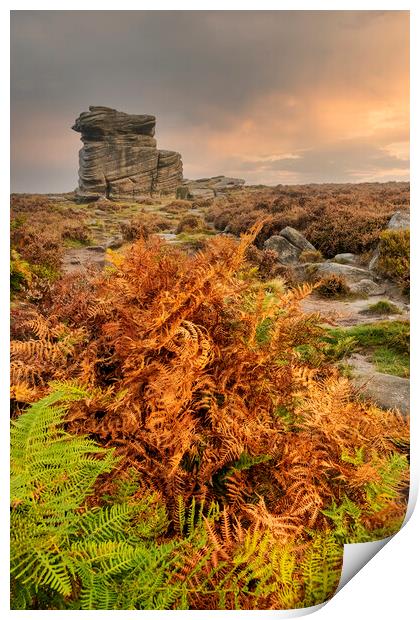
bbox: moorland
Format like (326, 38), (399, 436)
(10, 181), (410, 610)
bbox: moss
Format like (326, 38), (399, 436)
(325, 321), (409, 378)
(361, 300), (402, 316)
(63, 238), (92, 249)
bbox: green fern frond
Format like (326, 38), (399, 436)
(301, 533), (342, 607)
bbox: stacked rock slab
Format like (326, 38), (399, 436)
(72, 106), (183, 200)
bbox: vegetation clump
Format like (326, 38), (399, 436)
(120, 212), (171, 241)
(10, 223), (410, 609)
(175, 213), (206, 234)
(376, 229), (409, 295)
(299, 249), (323, 263)
(245, 244), (287, 280)
(162, 199), (191, 214)
(206, 183), (409, 256)
(325, 321), (409, 378)
(316, 274), (351, 298)
(9, 192), (411, 611)
(361, 300), (402, 316)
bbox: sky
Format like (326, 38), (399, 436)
(11, 10), (409, 192)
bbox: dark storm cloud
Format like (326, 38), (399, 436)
(11, 10), (409, 191)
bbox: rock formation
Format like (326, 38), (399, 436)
(263, 226), (316, 263)
(72, 106), (183, 201)
(177, 176), (246, 200)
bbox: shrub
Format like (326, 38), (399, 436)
(10, 388), (345, 610)
(162, 199), (191, 214)
(10, 250), (32, 293)
(377, 229), (409, 294)
(120, 212), (171, 240)
(61, 222), (91, 244)
(176, 214), (205, 234)
(299, 249), (323, 263)
(362, 300), (402, 316)
(245, 244), (283, 280)
(317, 274), (350, 298)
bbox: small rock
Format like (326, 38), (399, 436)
(333, 253), (358, 265)
(349, 279), (386, 296)
(86, 245), (106, 252)
(264, 235), (301, 263)
(70, 258), (81, 265)
(106, 237), (124, 250)
(387, 211), (410, 230)
(279, 226), (316, 252)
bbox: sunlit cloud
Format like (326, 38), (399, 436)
(11, 10), (409, 192)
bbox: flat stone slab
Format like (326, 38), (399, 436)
(314, 262), (372, 283)
(349, 279), (386, 296)
(300, 294), (408, 326)
(347, 353), (409, 415)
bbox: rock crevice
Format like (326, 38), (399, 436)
(73, 106), (183, 201)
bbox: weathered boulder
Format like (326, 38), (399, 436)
(333, 253), (358, 265)
(387, 211), (410, 230)
(188, 188), (216, 200)
(263, 235), (301, 263)
(279, 226), (316, 253)
(177, 176), (245, 200)
(73, 106), (183, 201)
(349, 279), (386, 296)
(312, 262), (372, 283)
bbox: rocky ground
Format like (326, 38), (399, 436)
(61, 196), (215, 273)
(57, 195), (409, 417)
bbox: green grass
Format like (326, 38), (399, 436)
(372, 347), (409, 377)
(324, 321), (409, 378)
(360, 300), (402, 316)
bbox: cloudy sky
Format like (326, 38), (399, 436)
(11, 10), (409, 192)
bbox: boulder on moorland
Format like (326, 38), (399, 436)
(279, 226), (316, 253)
(312, 262), (372, 283)
(263, 235), (301, 263)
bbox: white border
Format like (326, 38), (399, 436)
(2, 3), (418, 618)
